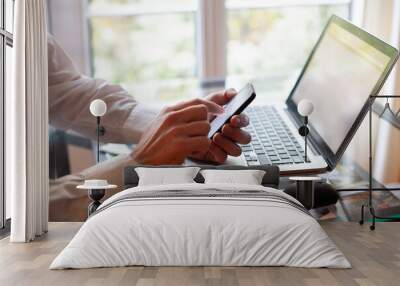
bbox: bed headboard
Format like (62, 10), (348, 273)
(124, 165), (280, 189)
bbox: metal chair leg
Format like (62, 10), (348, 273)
(359, 204), (365, 225)
(370, 206), (376, 231)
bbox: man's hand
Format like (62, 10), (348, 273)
(131, 98), (223, 165)
(190, 89), (252, 164)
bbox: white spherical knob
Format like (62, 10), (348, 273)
(90, 99), (107, 117)
(297, 99), (314, 117)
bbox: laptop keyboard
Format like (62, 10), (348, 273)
(242, 106), (306, 166)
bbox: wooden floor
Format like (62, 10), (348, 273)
(0, 222), (399, 286)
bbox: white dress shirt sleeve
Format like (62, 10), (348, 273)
(47, 34), (158, 144)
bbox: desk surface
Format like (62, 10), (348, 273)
(1, 222), (400, 286)
(320, 158), (400, 222)
(102, 76), (400, 222)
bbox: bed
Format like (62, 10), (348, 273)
(50, 165), (350, 269)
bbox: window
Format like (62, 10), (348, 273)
(226, 0), (351, 99)
(87, 0), (352, 105)
(88, 0), (198, 105)
(1, 0), (14, 229)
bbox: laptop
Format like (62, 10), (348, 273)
(225, 15), (399, 175)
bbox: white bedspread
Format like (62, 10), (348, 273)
(50, 183), (350, 269)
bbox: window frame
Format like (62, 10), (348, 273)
(86, 0), (355, 86)
(0, 0), (14, 231)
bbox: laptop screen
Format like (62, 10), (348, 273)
(289, 16), (397, 159)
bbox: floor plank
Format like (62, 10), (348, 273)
(0, 222), (399, 286)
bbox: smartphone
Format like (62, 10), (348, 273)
(208, 83), (256, 138)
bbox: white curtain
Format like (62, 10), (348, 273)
(7, 0), (49, 242)
(362, 0), (400, 183)
(348, 0), (400, 183)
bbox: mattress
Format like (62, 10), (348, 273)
(50, 183), (350, 269)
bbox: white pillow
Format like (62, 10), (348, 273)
(135, 167), (200, 186)
(200, 169), (265, 185)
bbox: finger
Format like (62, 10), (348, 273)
(230, 114), (250, 128)
(181, 136), (211, 153)
(212, 133), (242, 157)
(174, 121), (210, 137)
(207, 88), (237, 105)
(167, 98), (224, 115)
(221, 124), (251, 145)
(207, 143), (228, 164)
(165, 104), (208, 125)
